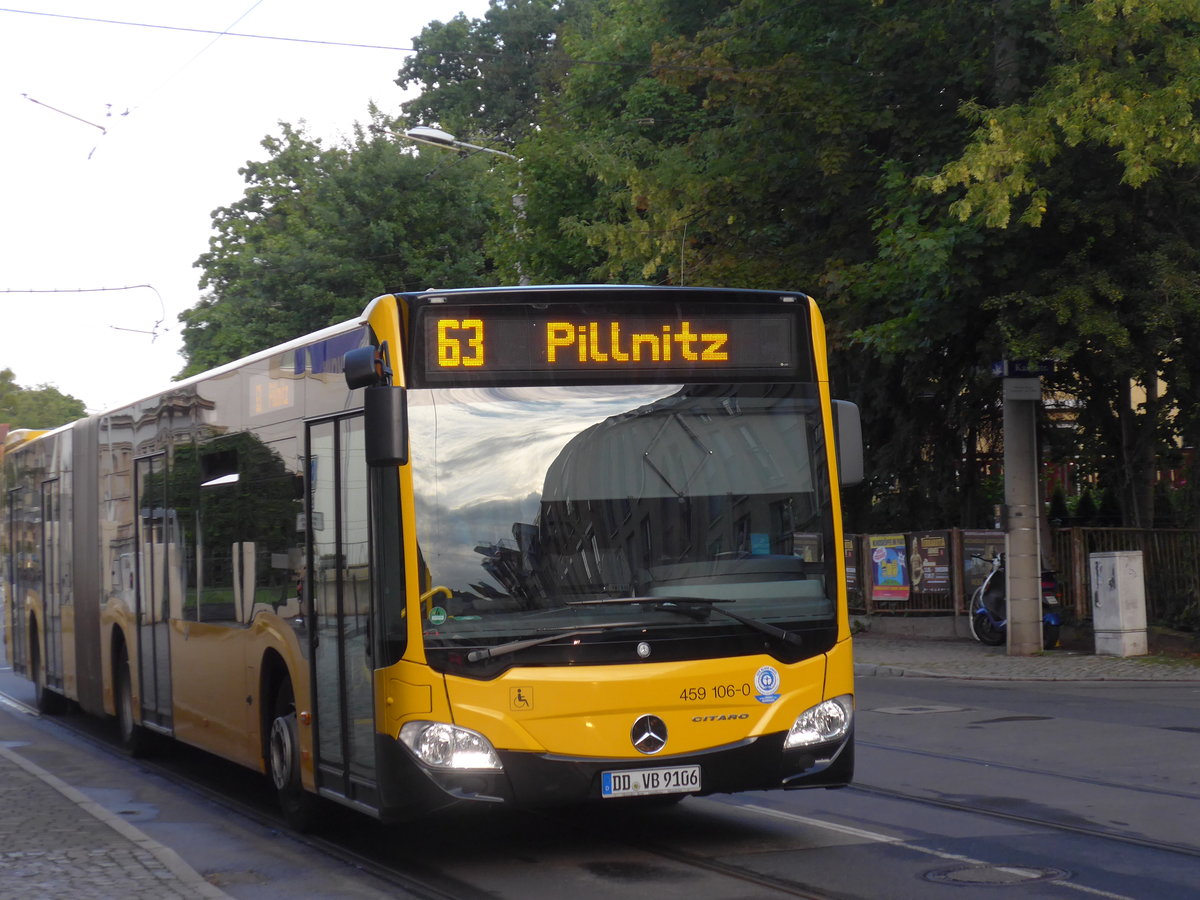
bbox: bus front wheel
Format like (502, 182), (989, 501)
(268, 683), (316, 832)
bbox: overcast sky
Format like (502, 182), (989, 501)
(0, 1), (491, 414)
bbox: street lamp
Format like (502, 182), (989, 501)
(393, 126), (528, 285)
(403, 126), (518, 161)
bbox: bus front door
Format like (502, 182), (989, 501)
(307, 416), (378, 808)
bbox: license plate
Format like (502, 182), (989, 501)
(601, 765), (700, 798)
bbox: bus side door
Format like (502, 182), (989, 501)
(307, 415), (378, 808)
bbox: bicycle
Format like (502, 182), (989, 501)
(968, 553), (1063, 649)
(968, 553), (1007, 646)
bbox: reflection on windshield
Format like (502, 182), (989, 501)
(407, 383), (835, 660)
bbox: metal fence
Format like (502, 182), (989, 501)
(847, 527), (1200, 628)
(1051, 527), (1200, 627)
(846, 530), (1004, 617)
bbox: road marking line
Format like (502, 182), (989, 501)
(0, 691), (37, 716)
(737, 803), (1136, 900)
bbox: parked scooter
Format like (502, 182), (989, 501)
(1040, 569), (1063, 649)
(968, 553), (1063, 649)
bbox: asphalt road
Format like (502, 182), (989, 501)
(2, 657), (1197, 898)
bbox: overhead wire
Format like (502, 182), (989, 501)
(6, 0), (775, 159)
(137, 0), (267, 107)
(1, 285), (168, 341)
(7, 4), (264, 330)
(3, 4), (779, 292)
(0, 6), (750, 75)
(0, 6), (458, 54)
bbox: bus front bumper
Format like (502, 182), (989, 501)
(375, 728), (853, 820)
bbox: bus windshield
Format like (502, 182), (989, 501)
(408, 382), (838, 674)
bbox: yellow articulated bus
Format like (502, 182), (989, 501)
(2, 285), (862, 828)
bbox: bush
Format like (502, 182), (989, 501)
(1048, 486), (1070, 525)
(1073, 490), (1098, 525)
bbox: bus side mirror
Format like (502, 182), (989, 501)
(345, 345), (384, 390)
(345, 344), (408, 467)
(364, 386), (408, 467)
(832, 400), (863, 487)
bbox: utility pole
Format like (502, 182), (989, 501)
(1003, 374), (1043, 655)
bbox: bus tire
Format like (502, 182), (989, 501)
(115, 643), (152, 757)
(30, 621), (66, 715)
(268, 683), (316, 832)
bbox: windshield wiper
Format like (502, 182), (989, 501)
(568, 597), (805, 649)
(465, 622), (643, 663)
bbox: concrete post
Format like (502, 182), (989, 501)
(1003, 377), (1043, 655)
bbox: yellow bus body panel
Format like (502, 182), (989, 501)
(808, 298), (854, 645)
(439, 641), (852, 757)
(168, 613), (311, 774)
(170, 621), (256, 766)
(379, 659), (454, 736)
(826, 635), (854, 699)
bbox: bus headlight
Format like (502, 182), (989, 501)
(400, 721), (502, 770)
(784, 695), (853, 749)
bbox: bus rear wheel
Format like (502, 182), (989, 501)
(115, 644), (151, 757)
(268, 683), (316, 832)
(30, 623), (66, 714)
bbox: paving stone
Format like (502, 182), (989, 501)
(0, 746), (227, 899)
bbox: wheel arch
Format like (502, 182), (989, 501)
(26, 610), (39, 668)
(109, 625), (134, 714)
(259, 649), (297, 762)
(23, 603), (44, 677)
(100, 608), (136, 717)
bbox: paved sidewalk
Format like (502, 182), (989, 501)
(0, 743), (227, 899)
(853, 631), (1200, 681)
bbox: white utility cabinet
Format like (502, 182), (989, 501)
(1089, 550), (1148, 657)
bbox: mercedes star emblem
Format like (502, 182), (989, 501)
(630, 714), (668, 754)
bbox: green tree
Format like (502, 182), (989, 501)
(395, 0), (579, 144)
(181, 118), (502, 375)
(1048, 485), (1070, 525)
(0, 368), (87, 428)
(395, 0), (596, 283)
(1075, 489), (1098, 525)
(524, 0), (1023, 528)
(179, 0), (1200, 534)
(922, 0), (1200, 527)
(526, 0), (1200, 530)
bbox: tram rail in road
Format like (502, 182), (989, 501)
(1, 683), (832, 899)
(4, 670), (1193, 900)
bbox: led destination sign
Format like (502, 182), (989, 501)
(417, 304), (803, 384)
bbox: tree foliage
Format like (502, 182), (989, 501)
(182, 119), (502, 375)
(916, 0), (1200, 526)
(927, 0), (1200, 228)
(514, 0), (1200, 529)
(0, 368), (87, 428)
(395, 0), (578, 144)
(503, 0), (1031, 527)
(180, 0), (1200, 531)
